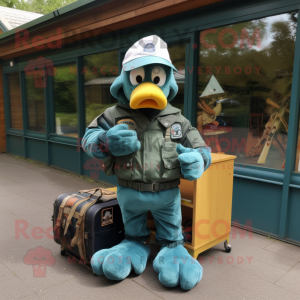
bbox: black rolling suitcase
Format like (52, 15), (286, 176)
(52, 188), (124, 263)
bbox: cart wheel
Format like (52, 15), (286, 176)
(60, 249), (67, 256)
(224, 241), (232, 253)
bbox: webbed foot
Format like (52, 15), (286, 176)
(91, 239), (150, 280)
(153, 245), (203, 290)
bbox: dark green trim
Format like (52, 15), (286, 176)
(183, 42), (189, 118)
(2, 74), (10, 132)
(46, 73), (53, 165)
(25, 133), (46, 141)
(290, 173), (300, 185)
(234, 166), (285, 185)
(20, 71), (28, 158)
(77, 56), (84, 175)
(279, 9), (300, 239)
(48, 135), (78, 146)
(6, 130), (23, 137)
(187, 31), (199, 126)
(0, 19), (8, 33)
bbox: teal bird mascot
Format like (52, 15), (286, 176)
(82, 35), (211, 290)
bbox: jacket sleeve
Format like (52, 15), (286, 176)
(181, 117), (212, 171)
(81, 108), (115, 170)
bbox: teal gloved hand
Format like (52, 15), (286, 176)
(176, 144), (204, 181)
(106, 124), (141, 157)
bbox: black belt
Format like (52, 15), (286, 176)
(118, 178), (180, 192)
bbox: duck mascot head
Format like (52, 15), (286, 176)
(82, 35), (211, 290)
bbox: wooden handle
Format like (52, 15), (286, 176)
(267, 98), (290, 113)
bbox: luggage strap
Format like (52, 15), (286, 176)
(70, 198), (99, 263)
(63, 189), (102, 236)
(79, 188), (116, 202)
(54, 194), (77, 235)
(117, 178), (180, 192)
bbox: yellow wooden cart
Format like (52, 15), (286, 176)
(149, 153), (236, 258)
(109, 153), (235, 259)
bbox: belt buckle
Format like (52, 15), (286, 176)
(139, 182), (158, 192)
(152, 182), (160, 192)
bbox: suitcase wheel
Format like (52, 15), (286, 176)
(61, 249), (67, 256)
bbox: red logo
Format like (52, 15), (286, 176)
(23, 246), (56, 277)
(83, 158), (105, 179)
(24, 56), (57, 88)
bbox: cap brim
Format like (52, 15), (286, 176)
(123, 56), (177, 71)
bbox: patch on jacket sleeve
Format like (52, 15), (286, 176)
(117, 118), (137, 130)
(171, 123), (182, 139)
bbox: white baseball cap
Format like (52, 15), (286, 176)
(122, 35), (176, 71)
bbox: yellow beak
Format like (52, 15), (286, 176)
(130, 82), (167, 110)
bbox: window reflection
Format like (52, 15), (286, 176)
(168, 44), (186, 112)
(25, 74), (46, 133)
(197, 12), (297, 170)
(8, 72), (23, 130)
(54, 64), (78, 137)
(84, 50), (119, 127)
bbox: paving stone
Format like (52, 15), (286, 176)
(229, 228), (276, 249)
(38, 272), (160, 300)
(0, 277), (33, 299)
(222, 239), (298, 271)
(143, 276), (220, 300)
(209, 267), (300, 300)
(1, 153), (300, 300)
(4, 248), (90, 293)
(0, 187), (14, 196)
(234, 254), (288, 283)
(0, 193), (36, 212)
(8, 205), (53, 229)
(20, 294), (41, 299)
(130, 257), (158, 286)
(275, 263), (300, 295)
(0, 261), (16, 282)
(265, 240), (300, 262)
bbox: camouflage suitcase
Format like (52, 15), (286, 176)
(52, 188), (124, 264)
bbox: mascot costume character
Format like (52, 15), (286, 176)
(82, 35), (211, 290)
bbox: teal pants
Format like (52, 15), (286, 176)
(117, 185), (184, 247)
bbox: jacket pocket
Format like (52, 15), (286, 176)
(161, 141), (181, 180)
(114, 152), (135, 180)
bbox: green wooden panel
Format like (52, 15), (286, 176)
(232, 177), (282, 236)
(27, 139), (47, 164)
(82, 152), (117, 185)
(50, 143), (79, 173)
(286, 187), (300, 244)
(7, 135), (25, 156)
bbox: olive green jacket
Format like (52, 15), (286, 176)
(88, 103), (206, 183)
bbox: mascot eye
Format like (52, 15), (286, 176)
(129, 67), (145, 85)
(151, 66), (166, 87)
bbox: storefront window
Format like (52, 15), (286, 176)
(8, 72), (23, 130)
(168, 43), (186, 112)
(53, 63), (78, 137)
(84, 50), (118, 127)
(25, 74), (46, 133)
(197, 12), (297, 170)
